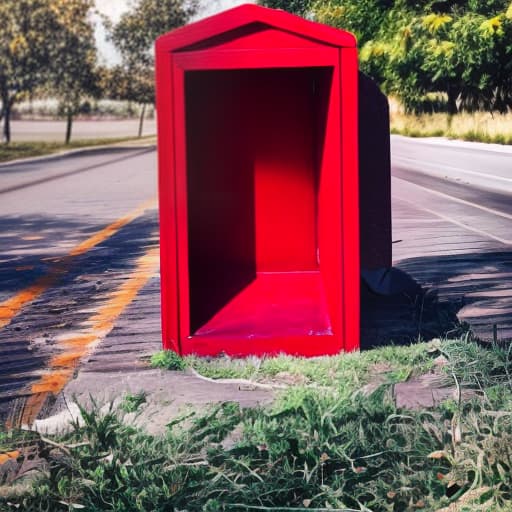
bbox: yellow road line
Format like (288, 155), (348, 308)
(19, 245), (160, 427)
(0, 199), (157, 330)
(0, 451), (20, 465)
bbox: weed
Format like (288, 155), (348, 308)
(120, 391), (147, 413)
(150, 350), (186, 371)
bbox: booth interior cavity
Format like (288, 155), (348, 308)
(185, 67), (336, 343)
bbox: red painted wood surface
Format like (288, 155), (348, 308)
(155, 4), (359, 356)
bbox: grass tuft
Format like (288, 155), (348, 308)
(120, 391), (147, 413)
(150, 350), (186, 371)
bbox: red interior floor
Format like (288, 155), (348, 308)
(193, 271), (333, 339)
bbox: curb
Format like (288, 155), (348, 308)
(0, 140), (157, 168)
(391, 134), (512, 155)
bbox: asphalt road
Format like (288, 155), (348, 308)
(10, 119), (157, 142)
(0, 145), (159, 423)
(392, 136), (512, 245)
(0, 146), (157, 287)
(391, 135), (512, 341)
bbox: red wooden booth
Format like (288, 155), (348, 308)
(155, 4), (359, 357)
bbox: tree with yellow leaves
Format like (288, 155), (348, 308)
(48, 0), (99, 144)
(0, 0), (98, 144)
(0, 0), (55, 143)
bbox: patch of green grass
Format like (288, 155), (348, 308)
(150, 350), (186, 371)
(0, 136), (156, 163)
(120, 391), (147, 413)
(1, 390), (452, 511)
(187, 341), (433, 394)
(6, 337), (512, 510)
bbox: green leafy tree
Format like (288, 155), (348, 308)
(108, 0), (198, 136)
(99, 65), (154, 137)
(259, 0), (314, 17)
(49, 0), (99, 144)
(0, 0), (59, 143)
(309, 0), (512, 113)
(368, 9), (512, 113)
(0, 0), (99, 144)
(314, 0), (394, 47)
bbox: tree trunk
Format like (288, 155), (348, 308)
(447, 87), (458, 116)
(3, 100), (11, 144)
(138, 103), (146, 138)
(65, 111), (73, 145)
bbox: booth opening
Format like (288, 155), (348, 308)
(185, 67), (337, 344)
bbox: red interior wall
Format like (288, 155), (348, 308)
(186, 71), (256, 333)
(248, 69), (318, 272)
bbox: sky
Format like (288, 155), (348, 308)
(94, 0), (252, 65)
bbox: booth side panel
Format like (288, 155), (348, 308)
(155, 51), (180, 353)
(317, 65), (343, 353)
(171, 67), (192, 346)
(340, 47), (360, 351)
(358, 73), (392, 269)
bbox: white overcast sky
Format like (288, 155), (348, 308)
(94, 0), (252, 65)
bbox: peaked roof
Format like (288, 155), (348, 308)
(155, 4), (356, 52)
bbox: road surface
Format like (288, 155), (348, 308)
(391, 135), (512, 341)
(0, 136), (511, 425)
(10, 119), (157, 142)
(0, 145), (160, 424)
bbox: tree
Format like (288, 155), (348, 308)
(313, 0), (394, 47)
(0, 0), (59, 143)
(99, 65), (154, 137)
(308, 0), (512, 114)
(258, 0), (314, 17)
(0, 0), (100, 144)
(49, 0), (99, 144)
(363, 8), (512, 113)
(108, 0), (198, 136)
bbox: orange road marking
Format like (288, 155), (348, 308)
(0, 199), (157, 330)
(20, 245), (160, 426)
(0, 451), (20, 465)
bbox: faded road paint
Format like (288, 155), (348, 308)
(0, 199), (157, 330)
(0, 451), (20, 465)
(19, 245), (160, 426)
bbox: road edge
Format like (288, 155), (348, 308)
(391, 134), (512, 155)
